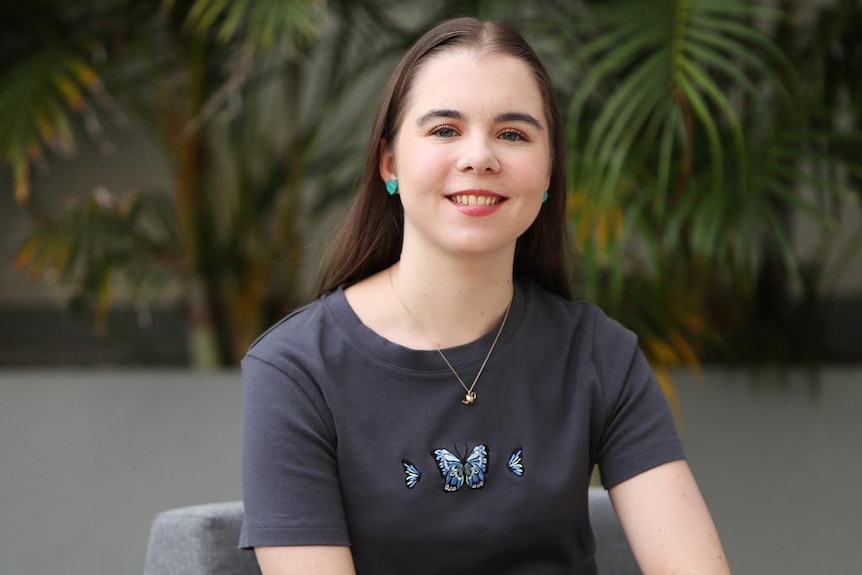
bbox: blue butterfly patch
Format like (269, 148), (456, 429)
(507, 447), (524, 476)
(433, 444), (488, 491)
(402, 460), (422, 489)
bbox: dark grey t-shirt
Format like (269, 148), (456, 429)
(240, 278), (684, 574)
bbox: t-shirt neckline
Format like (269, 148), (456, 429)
(322, 278), (528, 372)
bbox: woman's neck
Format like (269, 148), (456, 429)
(387, 252), (514, 349)
(343, 241), (517, 350)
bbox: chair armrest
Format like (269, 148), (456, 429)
(143, 502), (261, 575)
(590, 488), (641, 574)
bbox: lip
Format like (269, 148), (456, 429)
(447, 188), (505, 199)
(445, 189), (507, 216)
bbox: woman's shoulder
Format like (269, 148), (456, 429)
(521, 277), (623, 325)
(245, 290), (345, 365)
(520, 277), (638, 357)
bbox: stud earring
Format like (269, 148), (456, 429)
(385, 179), (399, 195)
(542, 190), (549, 203)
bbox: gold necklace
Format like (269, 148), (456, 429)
(388, 268), (512, 406)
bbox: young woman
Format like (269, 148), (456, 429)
(240, 17), (730, 575)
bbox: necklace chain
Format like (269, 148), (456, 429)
(388, 268), (512, 406)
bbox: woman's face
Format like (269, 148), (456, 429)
(381, 49), (552, 261)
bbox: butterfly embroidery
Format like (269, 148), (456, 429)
(433, 444), (488, 491)
(507, 447), (524, 476)
(402, 460), (422, 489)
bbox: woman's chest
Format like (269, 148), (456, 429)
(327, 360), (599, 574)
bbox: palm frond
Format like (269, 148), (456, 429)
(16, 188), (182, 327)
(0, 50), (107, 202)
(0, 1), (136, 203)
(178, 0), (321, 50)
(563, 0), (788, 206)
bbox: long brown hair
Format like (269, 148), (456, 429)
(314, 17), (572, 300)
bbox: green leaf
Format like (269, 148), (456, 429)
(681, 59), (747, 188)
(581, 50), (671, 198)
(677, 75), (724, 194)
(655, 102), (681, 204)
(567, 30), (663, 154)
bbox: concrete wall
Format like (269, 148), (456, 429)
(1, 368), (860, 575)
(0, 371), (241, 575)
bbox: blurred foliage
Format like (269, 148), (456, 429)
(1, 0), (502, 365)
(2, 0), (860, 370)
(531, 0), (861, 372)
(17, 187), (181, 331)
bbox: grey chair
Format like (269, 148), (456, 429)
(143, 488), (640, 575)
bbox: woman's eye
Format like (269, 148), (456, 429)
(500, 130), (527, 142)
(431, 125), (458, 138)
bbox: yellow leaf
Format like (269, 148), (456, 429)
(35, 113), (57, 143)
(654, 367), (683, 427)
(69, 58), (100, 90)
(56, 75), (85, 110)
(668, 330), (701, 369)
(15, 240), (36, 269)
(646, 337), (681, 366)
(13, 161), (30, 204)
(595, 216), (608, 250)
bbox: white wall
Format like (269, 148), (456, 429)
(0, 368), (860, 575)
(0, 371), (242, 575)
(674, 368), (862, 574)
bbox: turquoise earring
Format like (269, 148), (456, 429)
(385, 179), (399, 195)
(542, 190), (549, 203)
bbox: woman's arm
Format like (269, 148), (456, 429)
(255, 545), (357, 575)
(609, 459), (731, 574)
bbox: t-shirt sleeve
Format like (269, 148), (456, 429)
(239, 353), (350, 548)
(591, 310), (686, 489)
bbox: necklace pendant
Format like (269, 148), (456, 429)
(462, 391), (477, 406)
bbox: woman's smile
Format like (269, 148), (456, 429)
(447, 192), (505, 207)
(446, 190), (507, 216)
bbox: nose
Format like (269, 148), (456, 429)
(455, 135), (501, 173)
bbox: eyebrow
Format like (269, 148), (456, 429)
(416, 109), (544, 130)
(416, 109), (464, 126)
(495, 111), (544, 130)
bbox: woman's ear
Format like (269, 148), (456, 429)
(379, 138), (396, 181)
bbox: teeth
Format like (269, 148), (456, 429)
(451, 194), (501, 206)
